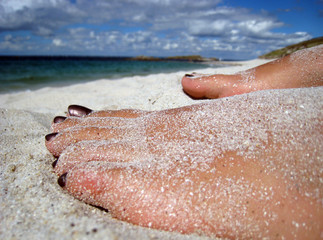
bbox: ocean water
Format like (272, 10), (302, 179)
(0, 56), (213, 93)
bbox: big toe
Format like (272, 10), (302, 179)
(181, 73), (242, 99)
(59, 163), (208, 235)
(181, 74), (213, 99)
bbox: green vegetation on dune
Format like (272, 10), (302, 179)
(259, 36), (323, 59)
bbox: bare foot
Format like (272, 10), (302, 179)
(182, 46), (323, 99)
(46, 88), (322, 239)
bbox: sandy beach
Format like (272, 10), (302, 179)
(2, 58), (320, 240)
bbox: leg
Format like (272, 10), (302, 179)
(182, 45), (323, 99)
(46, 88), (322, 239)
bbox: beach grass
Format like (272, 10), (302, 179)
(259, 36), (323, 59)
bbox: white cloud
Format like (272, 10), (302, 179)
(53, 38), (64, 46)
(163, 43), (179, 50)
(0, 34), (30, 51)
(0, 0), (82, 35)
(1, 0), (43, 12)
(0, 0), (314, 58)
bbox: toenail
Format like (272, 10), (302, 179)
(58, 173), (67, 188)
(45, 132), (58, 141)
(185, 74), (194, 77)
(68, 105), (92, 117)
(52, 159), (58, 168)
(53, 116), (67, 123)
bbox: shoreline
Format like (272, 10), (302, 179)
(1, 58), (274, 240)
(0, 57), (214, 95)
(0, 59), (271, 114)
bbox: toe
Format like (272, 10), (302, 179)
(51, 107), (150, 132)
(54, 140), (150, 175)
(46, 125), (143, 157)
(86, 109), (149, 118)
(51, 116), (130, 132)
(181, 74), (210, 99)
(53, 116), (67, 124)
(51, 117), (81, 132)
(60, 164), (204, 234)
(67, 104), (149, 118)
(182, 74), (242, 99)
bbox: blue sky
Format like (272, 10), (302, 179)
(0, 0), (322, 59)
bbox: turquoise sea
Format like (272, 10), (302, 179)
(0, 56), (214, 93)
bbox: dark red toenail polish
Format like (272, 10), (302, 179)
(53, 116), (67, 123)
(45, 133), (58, 141)
(58, 173), (67, 188)
(68, 105), (92, 117)
(52, 159), (58, 168)
(185, 74), (194, 77)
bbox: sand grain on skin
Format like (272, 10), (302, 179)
(57, 87), (322, 239)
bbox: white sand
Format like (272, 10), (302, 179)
(0, 58), (300, 239)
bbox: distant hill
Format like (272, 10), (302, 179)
(259, 36), (323, 59)
(164, 55), (219, 62)
(130, 55), (219, 62)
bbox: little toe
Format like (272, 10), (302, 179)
(86, 109), (149, 118)
(67, 105), (149, 118)
(51, 116), (131, 132)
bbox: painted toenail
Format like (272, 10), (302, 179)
(52, 159), (58, 168)
(45, 132), (58, 141)
(68, 105), (92, 117)
(53, 116), (67, 123)
(185, 74), (194, 77)
(58, 173), (67, 188)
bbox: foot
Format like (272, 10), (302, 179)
(46, 101), (322, 239)
(182, 45), (323, 99)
